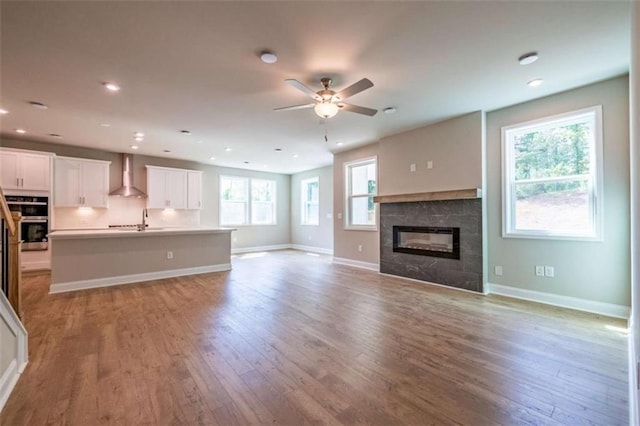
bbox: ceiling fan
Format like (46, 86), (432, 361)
(275, 77), (377, 119)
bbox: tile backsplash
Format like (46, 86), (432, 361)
(53, 197), (200, 229)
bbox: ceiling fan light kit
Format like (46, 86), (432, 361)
(314, 101), (339, 118)
(276, 77), (377, 118)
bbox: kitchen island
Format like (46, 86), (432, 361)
(48, 227), (234, 293)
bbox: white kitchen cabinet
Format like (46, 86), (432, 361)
(54, 156), (110, 207)
(187, 171), (203, 210)
(146, 166), (187, 209)
(0, 149), (51, 191)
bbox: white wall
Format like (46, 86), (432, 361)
(629, 1), (639, 423)
(0, 292), (27, 412)
(290, 166), (333, 253)
(486, 76), (630, 307)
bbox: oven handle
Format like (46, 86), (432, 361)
(22, 219), (48, 223)
(7, 201), (48, 206)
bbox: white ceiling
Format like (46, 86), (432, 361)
(0, 1), (630, 174)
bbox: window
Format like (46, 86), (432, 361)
(220, 176), (276, 226)
(301, 177), (319, 225)
(502, 106), (603, 240)
(345, 157), (377, 229)
(251, 179), (276, 225)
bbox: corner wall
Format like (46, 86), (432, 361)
(290, 166), (333, 253)
(486, 76), (630, 308)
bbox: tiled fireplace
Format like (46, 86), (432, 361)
(376, 189), (483, 292)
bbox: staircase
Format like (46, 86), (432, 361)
(0, 187), (28, 412)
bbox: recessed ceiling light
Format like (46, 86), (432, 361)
(292, 154), (299, 158)
(163, 149), (171, 153)
(134, 136), (144, 142)
(336, 142), (344, 146)
(103, 82), (121, 92)
(244, 161), (250, 164)
(527, 78), (544, 87)
(49, 133), (62, 138)
(130, 145), (139, 150)
(260, 51), (278, 64)
(134, 132), (144, 138)
(100, 123), (111, 127)
(209, 156), (216, 160)
(180, 130), (192, 135)
(29, 101), (48, 110)
(225, 147), (232, 152)
(0, 108), (9, 115)
(15, 128), (26, 134)
(383, 107), (397, 114)
(274, 148), (282, 152)
(519, 52), (539, 65)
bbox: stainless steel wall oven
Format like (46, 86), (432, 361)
(5, 195), (49, 251)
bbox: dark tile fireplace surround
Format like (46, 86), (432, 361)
(377, 190), (483, 292)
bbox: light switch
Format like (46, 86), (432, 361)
(427, 161), (433, 169)
(337, 213), (342, 219)
(410, 163), (416, 172)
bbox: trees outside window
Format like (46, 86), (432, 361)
(502, 106), (603, 240)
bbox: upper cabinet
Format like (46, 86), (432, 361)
(0, 149), (51, 192)
(187, 171), (203, 210)
(146, 166), (202, 210)
(54, 156), (111, 208)
(146, 166), (187, 209)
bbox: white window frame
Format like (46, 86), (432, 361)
(251, 178), (277, 226)
(344, 156), (378, 231)
(501, 105), (604, 241)
(301, 176), (320, 226)
(219, 175), (277, 226)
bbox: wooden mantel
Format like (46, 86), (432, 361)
(373, 188), (482, 204)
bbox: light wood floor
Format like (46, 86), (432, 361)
(1, 250), (628, 425)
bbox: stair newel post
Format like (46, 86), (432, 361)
(9, 211), (23, 319)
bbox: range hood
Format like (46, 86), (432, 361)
(108, 153), (147, 198)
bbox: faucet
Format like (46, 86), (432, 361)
(138, 208), (148, 231)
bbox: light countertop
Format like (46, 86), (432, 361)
(49, 227), (235, 240)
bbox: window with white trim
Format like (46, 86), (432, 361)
(301, 177), (319, 226)
(220, 176), (276, 226)
(251, 179), (276, 225)
(345, 157), (377, 229)
(502, 105), (603, 240)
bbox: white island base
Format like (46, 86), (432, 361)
(48, 228), (233, 293)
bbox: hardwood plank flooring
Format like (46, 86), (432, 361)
(0, 250), (628, 425)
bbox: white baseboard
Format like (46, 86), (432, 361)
(332, 257), (379, 271)
(231, 244), (291, 254)
(290, 244), (333, 256)
(487, 282), (630, 319)
(49, 263), (232, 294)
(0, 292), (28, 412)
(629, 320), (638, 426)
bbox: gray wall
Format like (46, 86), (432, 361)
(290, 166), (333, 252)
(0, 138), (291, 250)
(334, 112), (484, 265)
(630, 3), (639, 412)
(379, 111), (483, 195)
(486, 76), (630, 306)
(333, 143), (380, 264)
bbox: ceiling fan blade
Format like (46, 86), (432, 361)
(274, 103), (316, 111)
(336, 78), (374, 100)
(285, 79), (321, 101)
(338, 103), (378, 117)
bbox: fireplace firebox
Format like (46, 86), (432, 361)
(392, 226), (460, 259)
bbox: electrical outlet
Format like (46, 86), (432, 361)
(337, 213), (343, 219)
(427, 161), (433, 169)
(167, 251), (173, 260)
(494, 266), (503, 276)
(358, 244), (363, 252)
(535, 266), (545, 277)
(326, 213), (332, 219)
(233, 237), (237, 243)
(410, 163), (416, 172)
(545, 266), (555, 277)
